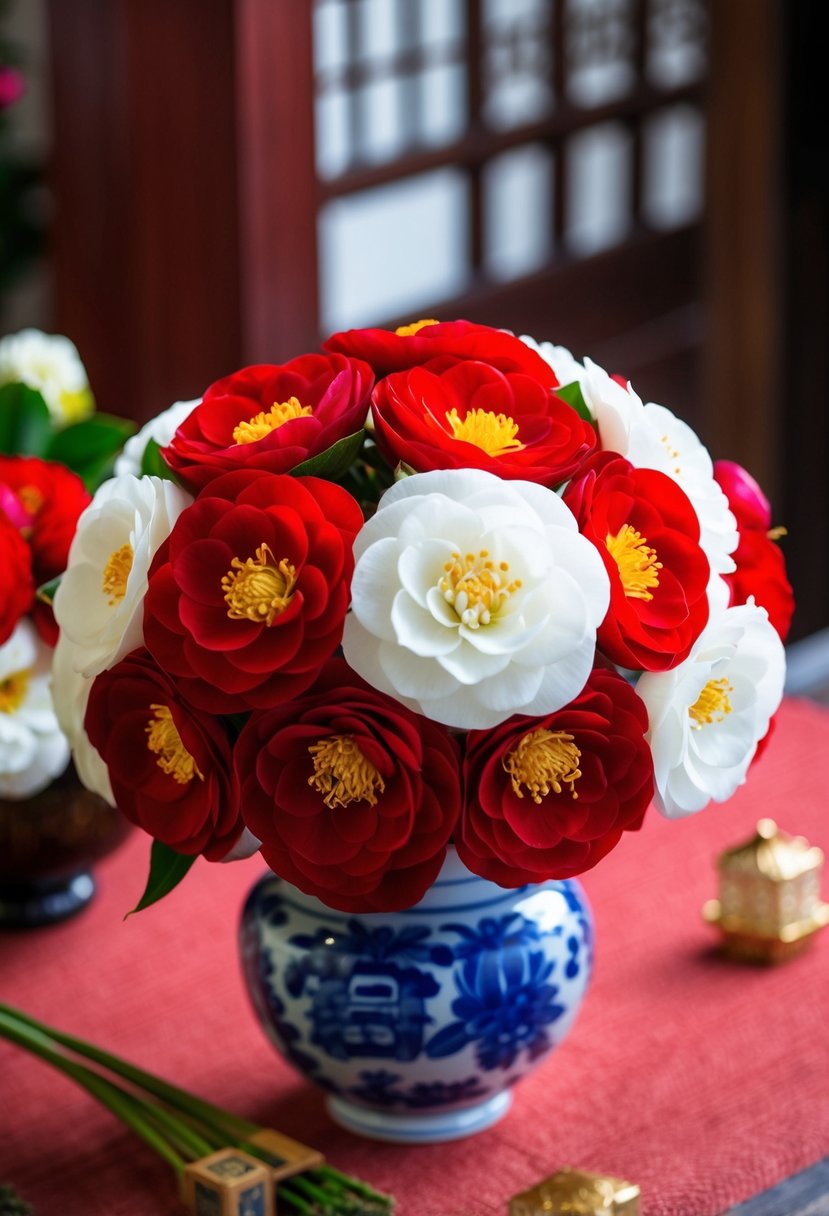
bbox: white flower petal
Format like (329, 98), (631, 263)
(342, 469), (610, 729)
(638, 602), (785, 820)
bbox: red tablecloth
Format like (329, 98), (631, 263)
(2, 696), (828, 1216)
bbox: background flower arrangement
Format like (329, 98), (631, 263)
(0, 328), (133, 801)
(8, 318), (792, 915)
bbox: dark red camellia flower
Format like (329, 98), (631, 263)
(143, 470), (363, 714)
(458, 667), (653, 886)
(370, 357), (596, 486)
(325, 318), (559, 383)
(0, 455), (91, 644)
(713, 460), (794, 641)
(564, 451), (709, 671)
(85, 649), (241, 859)
(161, 353), (375, 493)
(0, 508), (34, 644)
(235, 659), (461, 913)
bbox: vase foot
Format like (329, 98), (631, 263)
(325, 1090), (512, 1143)
(0, 871), (96, 929)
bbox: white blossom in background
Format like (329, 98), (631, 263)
(50, 633), (114, 806)
(53, 473), (193, 679)
(342, 468), (610, 730)
(637, 601), (785, 819)
(0, 620), (69, 799)
(114, 398), (200, 477)
(0, 328), (94, 424)
(519, 334), (587, 389)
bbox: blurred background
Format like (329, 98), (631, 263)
(0, 0), (826, 642)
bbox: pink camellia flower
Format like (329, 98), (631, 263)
(713, 460), (794, 641)
(0, 66), (25, 111)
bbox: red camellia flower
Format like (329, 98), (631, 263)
(85, 649), (241, 859)
(370, 357), (596, 486)
(161, 353), (374, 493)
(143, 470), (363, 713)
(457, 667), (654, 885)
(325, 318), (559, 383)
(235, 659), (461, 913)
(0, 509), (34, 644)
(0, 455), (91, 644)
(564, 452), (710, 671)
(713, 460), (794, 641)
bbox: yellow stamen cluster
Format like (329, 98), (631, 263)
(146, 704), (204, 785)
(660, 433), (682, 477)
(445, 407), (524, 457)
(102, 543), (134, 606)
(439, 550), (521, 630)
(689, 678), (734, 729)
(222, 543), (297, 627)
(0, 668), (30, 714)
(503, 729), (582, 803)
(18, 484), (45, 516)
(232, 397), (313, 445)
(308, 735), (385, 809)
(605, 524), (662, 601)
(394, 319), (439, 336)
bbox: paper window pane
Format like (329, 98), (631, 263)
(566, 122), (632, 255)
(316, 90), (351, 179)
(319, 169), (471, 330)
(484, 144), (553, 280)
(419, 63), (468, 147)
(643, 104), (704, 230)
(313, 0), (349, 75)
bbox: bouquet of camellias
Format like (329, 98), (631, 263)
(0, 329), (133, 804)
(50, 319), (793, 915)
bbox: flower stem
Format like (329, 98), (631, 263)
(0, 1010), (186, 1175)
(0, 1003), (258, 1139)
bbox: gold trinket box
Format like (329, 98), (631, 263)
(703, 818), (829, 962)
(509, 1166), (640, 1215)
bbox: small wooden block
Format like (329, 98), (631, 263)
(182, 1148), (274, 1216)
(247, 1128), (324, 1182)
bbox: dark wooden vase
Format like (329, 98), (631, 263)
(0, 765), (130, 928)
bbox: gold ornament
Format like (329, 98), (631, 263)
(509, 1167), (640, 1216)
(703, 818), (829, 963)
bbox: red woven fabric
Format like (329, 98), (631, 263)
(2, 697), (828, 1216)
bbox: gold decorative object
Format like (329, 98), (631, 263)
(508, 1167), (640, 1215)
(703, 818), (829, 962)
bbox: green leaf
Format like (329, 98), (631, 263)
(139, 437), (178, 482)
(0, 382), (52, 455)
(291, 429), (365, 479)
(556, 380), (594, 425)
(45, 413), (135, 470)
(127, 841), (198, 917)
(36, 575), (61, 605)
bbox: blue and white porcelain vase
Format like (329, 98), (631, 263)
(239, 848), (593, 1144)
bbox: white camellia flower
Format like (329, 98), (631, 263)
(519, 334), (587, 389)
(575, 357), (738, 582)
(637, 601), (785, 819)
(114, 398), (200, 477)
(50, 633), (114, 806)
(0, 328), (94, 424)
(342, 468), (610, 730)
(0, 620), (70, 799)
(53, 473), (193, 679)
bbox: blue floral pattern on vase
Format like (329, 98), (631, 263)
(239, 849), (592, 1141)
